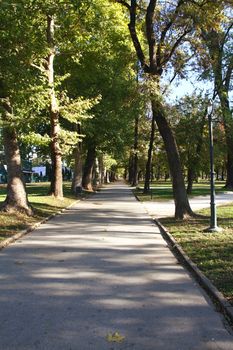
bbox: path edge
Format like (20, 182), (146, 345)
(155, 218), (233, 326)
(0, 199), (80, 251)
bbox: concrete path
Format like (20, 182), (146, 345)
(142, 191), (233, 218)
(0, 182), (233, 350)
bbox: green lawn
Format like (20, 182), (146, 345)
(160, 206), (233, 304)
(0, 182), (78, 242)
(134, 180), (233, 304)
(134, 181), (226, 201)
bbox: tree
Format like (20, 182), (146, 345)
(198, 7), (233, 188)
(0, 99), (33, 215)
(19, 1), (98, 197)
(0, 0), (39, 214)
(174, 94), (209, 194)
(115, 0), (199, 218)
(61, 0), (137, 191)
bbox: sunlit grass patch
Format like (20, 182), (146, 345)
(134, 180), (227, 202)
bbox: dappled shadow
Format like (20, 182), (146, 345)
(0, 182), (232, 350)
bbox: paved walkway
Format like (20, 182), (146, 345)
(0, 182), (233, 350)
(142, 191), (233, 218)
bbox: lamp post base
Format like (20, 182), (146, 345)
(203, 226), (223, 233)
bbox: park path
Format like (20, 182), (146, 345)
(0, 182), (233, 350)
(142, 190), (233, 218)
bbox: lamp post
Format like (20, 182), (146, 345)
(205, 101), (222, 232)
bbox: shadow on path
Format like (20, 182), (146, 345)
(0, 182), (232, 350)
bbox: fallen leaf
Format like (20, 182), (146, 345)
(106, 332), (125, 343)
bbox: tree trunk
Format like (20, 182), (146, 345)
(72, 124), (83, 194)
(151, 100), (193, 219)
(132, 115), (139, 187)
(128, 153), (134, 183)
(203, 29), (233, 189)
(186, 167), (194, 195)
(99, 154), (105, 185)
(93, 158), (100, 186)
(47, 15), (63, 198)
(71, 144), (83, 194)
(82, 146), (96, 191)
(186, 111), (206, 195)
(221, 166), (225, 181)
(219, 92), (233, 189)
(105, 171), (110, 183)
(0, 101), (32, 215)
(144, 110), (155, 193)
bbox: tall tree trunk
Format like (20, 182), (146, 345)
(221, 166), (225, 181)
(117, 0), (194, 218)
(186, 111), (206, 195)
(128, 153), (134, 184)
(186, 167), (194, 195)
(72, 124), (83, 194)
(144, 110), (155, 193)
(132, 115), (139, 187)
(71, 144), (83, 194)
(152, 100), (193, 219)
(99, 154), (105, 185)
(1, 101), (32, 215)
(82, 146), (96, 191)
(47, 15), (63, 198)
(218, 92), (233, 189)
(93, 158), (100, 186)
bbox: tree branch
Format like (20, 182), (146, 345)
(162, 71), (178, 95)
(161, 28), (192, 66)
(115, 0), (131, 10)
(127, 0), (150, 72)
(30, 63), (46, 73)
(156, 0), (185, 68)
(146, 0), (157, 71)
(224, 57), (233, 91)
(221, 22), (233, 52)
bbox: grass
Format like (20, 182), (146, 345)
(160, 206), (233, 304)
(134, 180), (226, 202)
(0, 182), (79, 243)
(134, 180), (233, 305)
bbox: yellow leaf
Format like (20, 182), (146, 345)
(106, 331), (125, 343)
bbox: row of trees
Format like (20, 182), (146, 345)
(119, 0), (232, 218)
(0, 0), (232, 220)
(0, 0), (138, 214)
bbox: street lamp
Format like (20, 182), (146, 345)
(204, 101), (222, 233)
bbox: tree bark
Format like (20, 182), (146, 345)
(72, 124), (83, 194)
(46, 15), (63, 198)
(186, 111), (206, 194)
(128, 153), (134, 183)
(0, 101), (32, 215)
(93, 158), (100, 186)
(218, 91), (233, 189)
(71, 144), (83, 194)
(132, 114), (139, 187)
(186, 167), (194, 195)
(144, 110), (155, 193)
(152, 100), (193, 219)
(99, 154), (105, 185)
(82, 146), (96, 191)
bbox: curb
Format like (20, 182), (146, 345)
(155, 218), (233, 327)
(0, 199), (80, 251)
